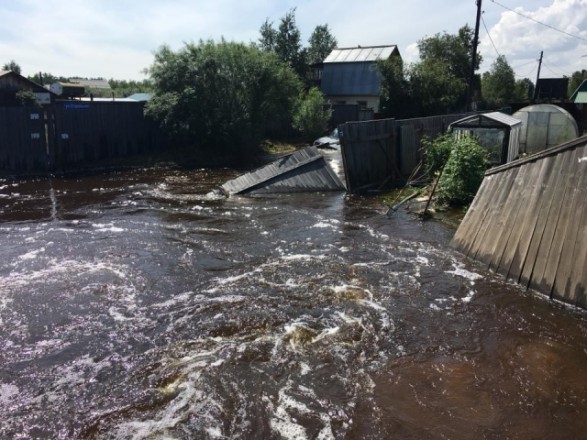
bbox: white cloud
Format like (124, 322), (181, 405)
(480, 0), (587, 78)
(1, 0), (585, 81)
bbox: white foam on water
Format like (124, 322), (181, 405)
(462, 289), (476, 303)
(0, 259), (127, 290)
(269, 384), (311, 440)
(0, 384), (19, 407)
(17, 247), (45, 261)
(151, 291), (194, 309)
(446, 264), (483, 281)
(280, 254), (327, 262)
(92, 222), (125, 233)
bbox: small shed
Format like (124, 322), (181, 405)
(513, 104), (578, 154)
(449, 112), (522, 164)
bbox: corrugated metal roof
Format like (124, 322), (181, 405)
(450, 112), (522, 128)
(324, 45), (397, 63)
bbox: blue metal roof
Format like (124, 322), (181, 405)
(321, 62), (381, 96)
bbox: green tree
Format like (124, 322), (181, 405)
(275, 8), (307, 78)
(481, 55), (516, 108)
(28, 72), (63, 86)
(418, 26), (480, 82)
(292, 87), (332, 141)
(146, 40), (301, 158)
(2, 60), (21, 75)
(258, 19), (277, 52)
(514, 78), (534, 102)
(307, 24), (337, 65)
(410, 58), (467, 116)
(378, 56), (415, 119)
(413, 25), (481, 112)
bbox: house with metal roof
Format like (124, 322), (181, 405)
(0, 70), (55, 105)
(320, 45), (401, 113)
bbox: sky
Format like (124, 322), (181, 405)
(1, 0), (586, 83)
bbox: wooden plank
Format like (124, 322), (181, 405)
(538, 146), (582, 297)
(550, 144), (587, 303)
(503, 155), (555, 283)
(526, 148), (576, 293)
(468, 167), (519, 262)
(518, 151), (569, 288)
(450, 173), (496, 254)
(566, 189), (587, 307)
(486, 162), (532, 273)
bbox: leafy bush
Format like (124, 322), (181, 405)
(422, 133), (453, 175)
(423, 132), (490, 206)
(292, 87), (331, 142)
(438, 136), (490, 205)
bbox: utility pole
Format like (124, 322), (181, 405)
(534, 51), (543, 100)
(467, 0), (482, 112)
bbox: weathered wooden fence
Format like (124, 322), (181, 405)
(0, 101), (167, 175)
(451, 134), (587, 309)
(339, 113), (468, 191)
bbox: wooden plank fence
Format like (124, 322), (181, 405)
(220, 146), (345, 195)
(451, 134), (587, 309)
(0, 101), (167, 175)
(339, 113), (469, 192)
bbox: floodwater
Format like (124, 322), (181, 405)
(0, 155), (586, 439)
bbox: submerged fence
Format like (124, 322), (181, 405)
(0, 101), (167, 175)
(451, 135), (587, 309)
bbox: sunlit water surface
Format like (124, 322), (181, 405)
(0, 161), (586, 439)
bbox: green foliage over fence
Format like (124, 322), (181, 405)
(424, 133), (490, 206)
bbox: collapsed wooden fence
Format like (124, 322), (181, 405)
(339, 113), (468, 191)
(451, 135), (587, 309)
(0, 101), (167, 175)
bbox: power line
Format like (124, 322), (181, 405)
(541, 60), (566, 77)
(481, 15), (501, 57)
(489, 0), (587, 43)
(515, 65), (536, 78)
(513, 59), (537, 70)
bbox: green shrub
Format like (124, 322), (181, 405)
(422, 133), (453, 176)
(292, 87), (331, 142)
(438, 136), (490, 205)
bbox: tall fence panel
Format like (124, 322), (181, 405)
(0, 101), (168, 176)
(339, 118), (399, 191)
(451, 135), (587, 309)
(0, 107), (49, 173)
(50, 101), (165, 171)
(339, 113), (469, 192)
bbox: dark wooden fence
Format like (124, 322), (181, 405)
(339, 113), (468, 191)
(451, 134), (587, 309)
(0, 101), (167, 175)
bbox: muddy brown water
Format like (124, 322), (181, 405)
(0, 160), (586, 439)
